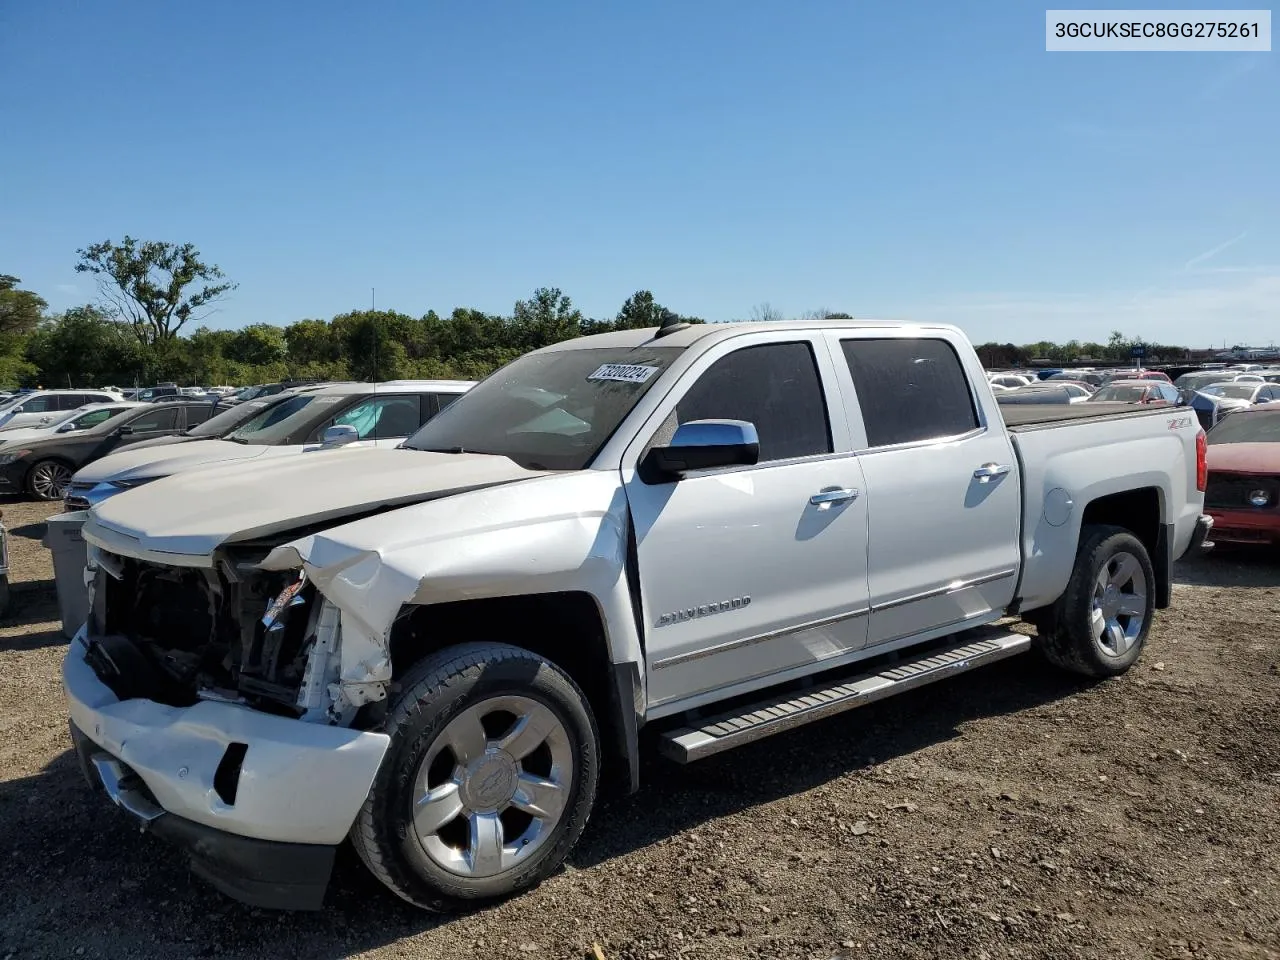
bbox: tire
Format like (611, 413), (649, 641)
(351, 642), (600, 911)
(1036, 524), (1155, 678)
(26, 459), (73, 501)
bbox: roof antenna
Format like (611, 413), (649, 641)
(653, 314), (690, 339)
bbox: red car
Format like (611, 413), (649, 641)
(1203, 406), (1280, 546)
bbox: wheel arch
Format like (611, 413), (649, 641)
(1078, 486), (1169, 608)
(386, 591), (642, 794)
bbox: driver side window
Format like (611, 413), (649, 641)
(669, 342), (832, 463)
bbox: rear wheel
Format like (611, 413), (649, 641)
(27, 460), (72, 501)
(1036, 524), (1155, 677)
(351, 642), (600, 911)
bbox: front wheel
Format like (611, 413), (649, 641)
(27, 459), (72, 501)
(351, 642), (600, 911)
(1036, 524), (1155, 678)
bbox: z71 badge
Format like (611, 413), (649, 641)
(1167, 416), (1194, 430)
(656, 596), (751, 627)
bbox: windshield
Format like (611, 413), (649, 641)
(1203, 384), (1258, 400)
(187, 397), (277, 437)
(1092, 385), (1148, 402)
(234, 385), (266, 401)
(225, 394), (317, 444)
(1207, 409), (1280, 444)
(403, 346), (684, 470)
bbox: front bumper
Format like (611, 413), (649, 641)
(1204, 507), (1280, 546)
(62, 630), (392, 907)
(70, 722), (337, 910)
(0, 461), (26, 494)
(63, 480), (121, 512)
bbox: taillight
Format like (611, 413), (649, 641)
(1196, 430), (1207, 492)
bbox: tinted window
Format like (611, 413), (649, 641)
(188, 397), (275, 437)
(69, 408), (118, 429)
(226, 394), (317, 443)
(674, 342), (831, 462)
(183, 403), (216, 426)
(841, 339), (979, 447)
(126, 408), (178, 432)
(20, 396), (53, 413)
(330, 395), (422, 440)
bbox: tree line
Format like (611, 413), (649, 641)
(0, 237), (1193, 390)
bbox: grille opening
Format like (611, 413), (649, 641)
(213, 742), (249, 805)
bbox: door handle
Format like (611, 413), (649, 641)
(810, 487), (859, 506)
(973, 463), (1012, 483)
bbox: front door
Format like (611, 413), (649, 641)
(828, 333), (1021, 646)
(622, 333), (871, 710)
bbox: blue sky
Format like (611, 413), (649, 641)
(1, 1), (1276, 346)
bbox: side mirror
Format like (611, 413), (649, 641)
(644, 419), (760, 479)
(56, 421), (77, 433)
(117, 425), (134, 436)
(321, 424), (359, 448)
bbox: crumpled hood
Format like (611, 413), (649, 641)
(72, 439), (278, 484)
(1207, 442), (1280, 475)
(87, 448), (547, 557)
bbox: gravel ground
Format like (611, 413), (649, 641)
(1, 497), (1277, 960)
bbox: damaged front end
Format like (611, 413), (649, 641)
(83, 538), (386, 727)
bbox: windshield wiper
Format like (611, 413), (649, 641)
(422, 446), (468, 454)
(224, 436), (251, 444)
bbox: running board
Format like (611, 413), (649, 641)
(657, 628), (1032, 763)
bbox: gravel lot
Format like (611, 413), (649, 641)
(1, 497), (1277, 960)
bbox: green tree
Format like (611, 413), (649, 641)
(75, 237), (237, 345)
(0, 275), (46, 344)
(614, 290), (677, 330)
(226, 323), (286, 366)
(332, 310), (417, 380)
(25, 305), (142, 387)
(511, 287), (583, 350)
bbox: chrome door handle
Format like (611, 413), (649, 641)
(973, 463), (1012, 483)
(810, 487), (859, 506)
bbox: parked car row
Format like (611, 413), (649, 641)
(63, 379), (474, 509)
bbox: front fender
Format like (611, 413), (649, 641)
(260, 470), (641, 692)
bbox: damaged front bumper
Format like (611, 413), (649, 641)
(62, 628), (391, 909)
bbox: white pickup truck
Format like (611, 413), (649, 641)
(63, 319), (1212, 912)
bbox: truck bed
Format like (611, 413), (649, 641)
(1000, 402), (1176, 430)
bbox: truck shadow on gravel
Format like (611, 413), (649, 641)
(0, 652), (1096, 958)
(575, 653), (1090, 870)
(1173, 549), (1280, 588)
(0, 581), (64, 636)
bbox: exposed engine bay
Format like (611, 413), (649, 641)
(82, 544), (342, 719)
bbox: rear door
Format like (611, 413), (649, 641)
(622, 332), (870, 709)
(109, 406), (181, 453)
(829, 332), (1021, 647)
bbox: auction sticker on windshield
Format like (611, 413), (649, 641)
(587, 364), (660, 384)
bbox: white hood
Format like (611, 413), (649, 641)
(72, 439), (285, 484)
(86, 448), (546, 558)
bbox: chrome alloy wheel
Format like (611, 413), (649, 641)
(29, 461), (72, 500)
(1090, 551), (1148, 658)
(411, 695), (574, 878)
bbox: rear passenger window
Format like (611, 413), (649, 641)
(184, 403), (215, 426)
(841, 339), (979, 448)
(674, 342), (832, 463)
